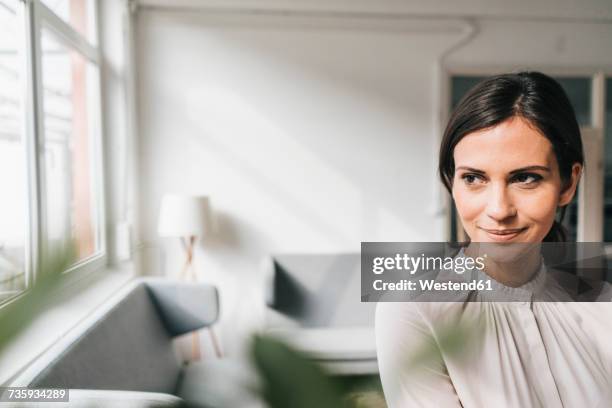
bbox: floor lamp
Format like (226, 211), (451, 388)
(158, 194), (222, 359)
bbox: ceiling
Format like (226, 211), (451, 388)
(135, 0), (612, 22)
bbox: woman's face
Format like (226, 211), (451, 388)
(452, 116), (581, 243)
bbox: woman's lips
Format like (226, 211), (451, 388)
(479, 227), (527, 242)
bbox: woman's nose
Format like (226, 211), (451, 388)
(486, 184), (517, 221)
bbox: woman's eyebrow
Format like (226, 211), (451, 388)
(455, 166), (485, 174)
(455, 165), (550, 174)
(509, 165), (551, 174)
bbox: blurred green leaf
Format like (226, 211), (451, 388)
(250, 334), (348, 408)
(344, 390), (387, 408)
(0, 243), (76, 351)
(406, 318), (482, 371)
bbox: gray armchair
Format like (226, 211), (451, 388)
(262, 253), (378, 375)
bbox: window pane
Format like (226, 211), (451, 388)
(450, 77), (483, 110)
(0, 0), (27, 301)
(555, 77), (591, 127)
(603, 78), (612, 242)
(40, 0), (96, 44)
(41, 29), (100, 262)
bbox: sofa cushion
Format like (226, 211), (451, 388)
(265, 327), (376, 361)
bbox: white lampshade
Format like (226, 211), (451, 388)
(158, 194), (211, 238)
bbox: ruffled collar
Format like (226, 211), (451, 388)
(456, 247), (548, 302)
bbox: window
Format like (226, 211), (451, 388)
(41, 29), (101, 262)
(449, 74), (595, 243)
(0, 0), (27, 302)
(40, 0), (96, 43)
(0, 0), (104, 304)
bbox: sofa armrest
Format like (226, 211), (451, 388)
(146, 281), (219, 337)
(16, 390), (184, 407)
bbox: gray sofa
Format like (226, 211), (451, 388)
(262, 253), (378, 375)
(8, 279), (229, 408)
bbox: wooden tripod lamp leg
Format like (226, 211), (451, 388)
(180, 235), (222, 360)
(180, 236), (202, 360)
(208, 327), (223, 358)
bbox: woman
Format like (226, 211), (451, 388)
(375, 72), (611, 407)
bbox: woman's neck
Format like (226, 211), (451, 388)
(465, 243), (542, 288)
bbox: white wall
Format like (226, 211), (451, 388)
(134, 4), (612, 355)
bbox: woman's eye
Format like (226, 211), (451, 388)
(461, 174), (484, 185)
(511, 173), (542, 185)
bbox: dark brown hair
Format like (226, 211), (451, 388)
(439, 71), (584, 242)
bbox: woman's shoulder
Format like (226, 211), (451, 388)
(375, 303), (435, 359)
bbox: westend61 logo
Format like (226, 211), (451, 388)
(362, 242), (611, 302)
(372, 253), (486, 275)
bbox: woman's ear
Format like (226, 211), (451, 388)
(558, 163), (583, 206)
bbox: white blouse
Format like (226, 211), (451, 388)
(375, 260), (612, 408)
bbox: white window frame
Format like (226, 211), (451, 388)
(441, 67), (608, 243)
(8, 0), (107, 298)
